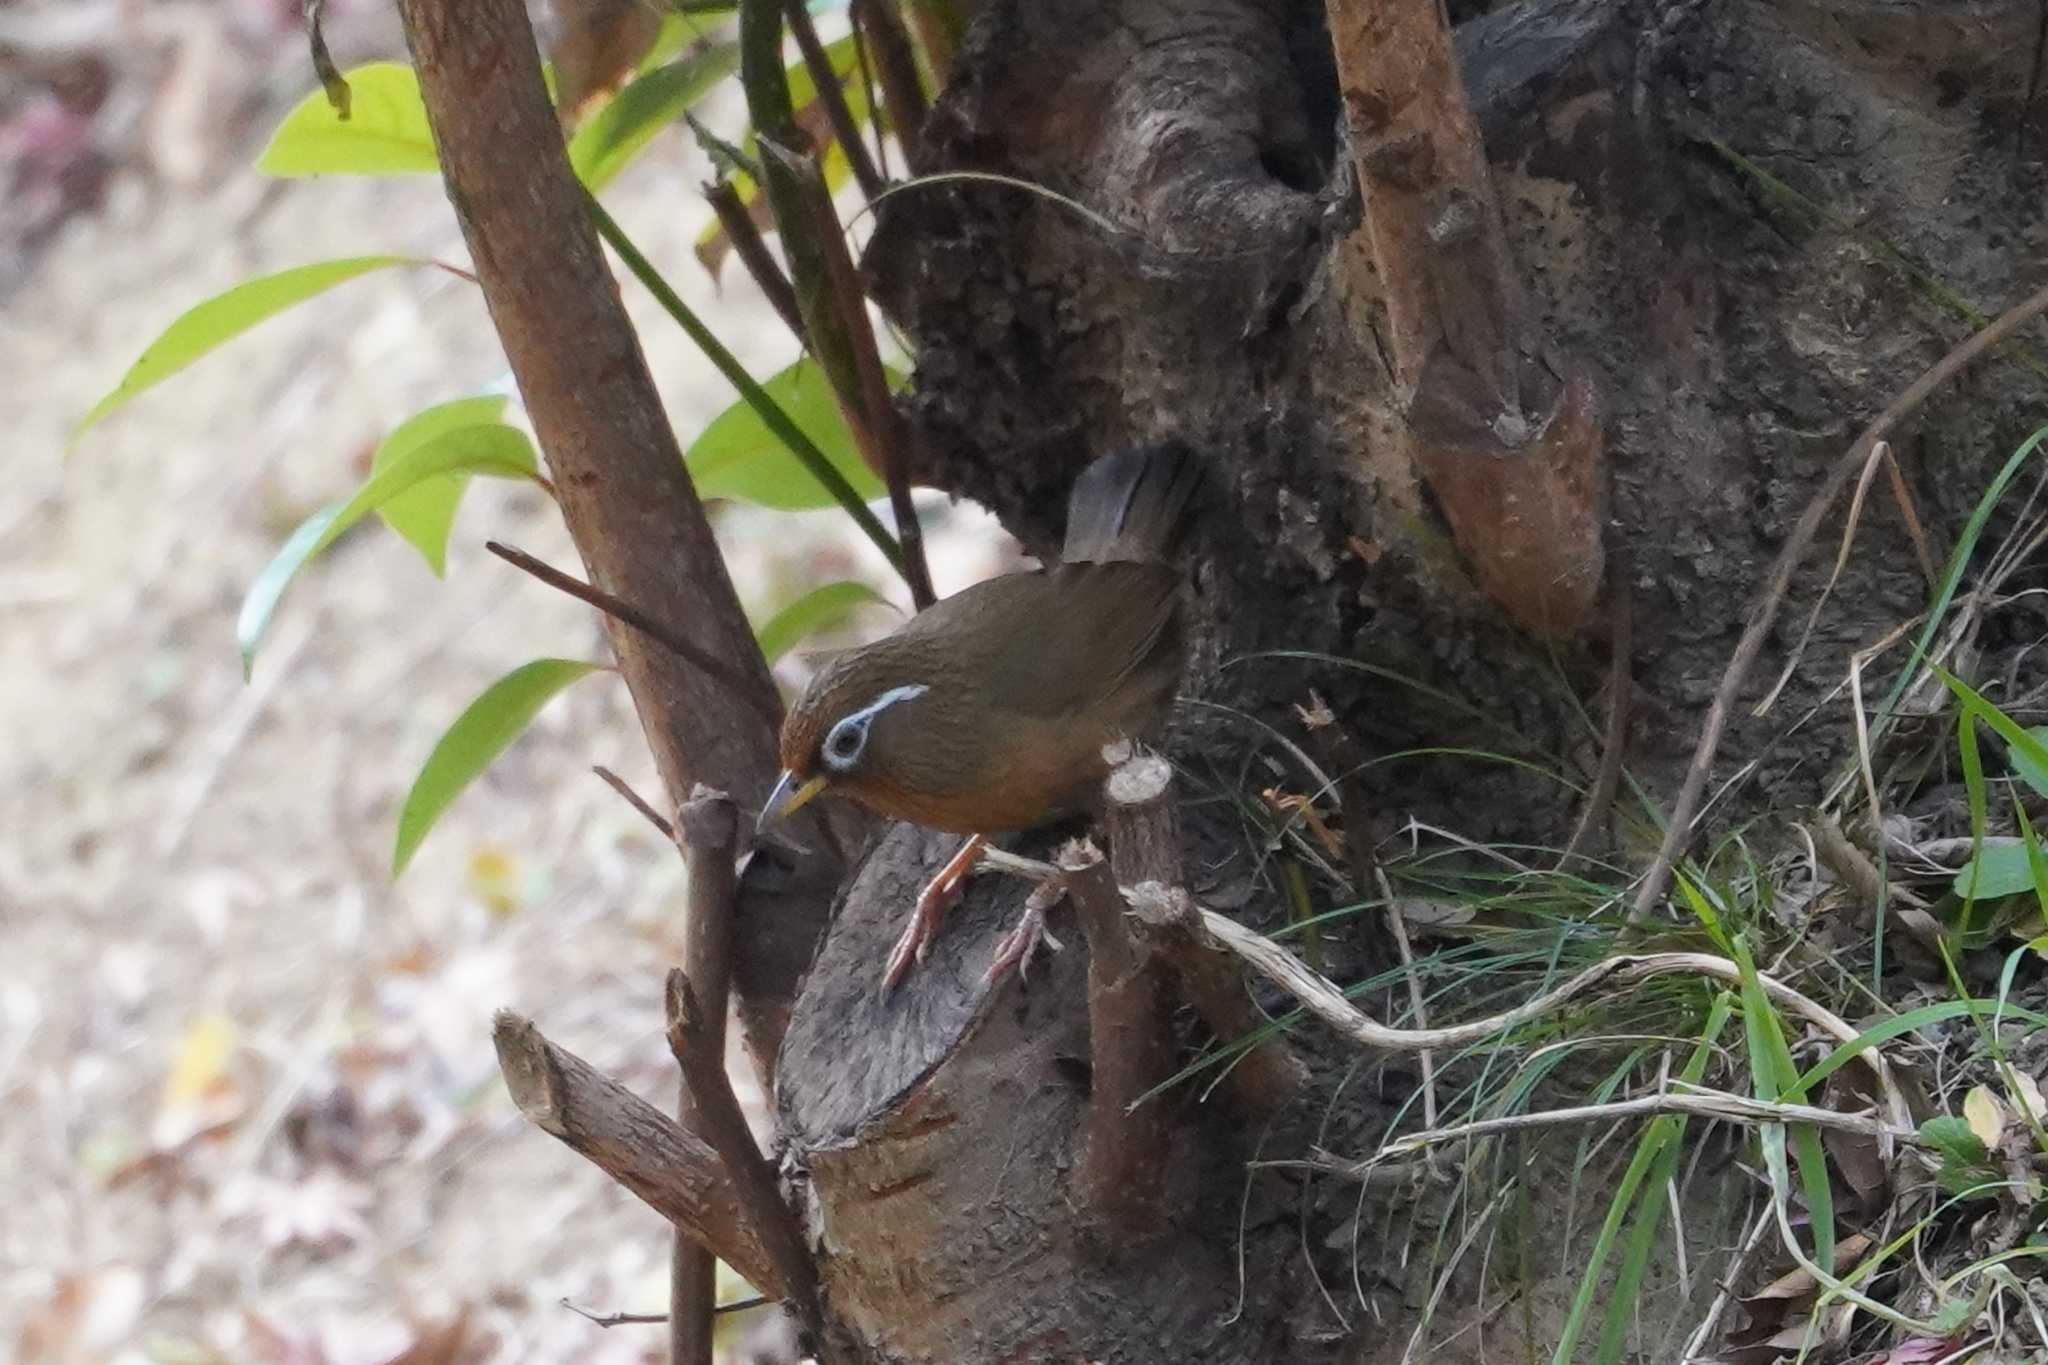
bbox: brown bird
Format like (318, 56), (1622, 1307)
(759, 443), (1200, 989)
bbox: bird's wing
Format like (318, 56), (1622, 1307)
(970, 562), (1180, 721)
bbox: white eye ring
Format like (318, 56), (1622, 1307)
(822, 718), (866, 771)
(818, 683), (929, 774)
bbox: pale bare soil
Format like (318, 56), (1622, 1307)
(0, 5), (1005, 1359)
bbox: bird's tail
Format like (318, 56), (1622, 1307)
(1059, 441), (1203, 565)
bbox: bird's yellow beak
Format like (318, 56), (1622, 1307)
(758, 770), (829, 830)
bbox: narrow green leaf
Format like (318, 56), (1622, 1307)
(686, 357), (887, 509)
(1881, 424), (2048, 721)
(76, 257), (419, 438)
(2011, 725), (2048, 797)
(372, 397), (511, 575)
(1733, 935), (1835, 1269)
(1959, 704), (1989, 937)
(1554, 995), (1733, 1365)
(393, 660), (605, 874)
(755, 580), (891, 663)
(1934, 664), (2048, 783)
(571, 43), (740, 192)
(238, 423), (538, 673)
(1589, 995), (1735, 1365)
(1796, 998), (2048, 1093)
(257, 62), (439, 176)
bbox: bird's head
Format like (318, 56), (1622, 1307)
(759, 647), (934, 831)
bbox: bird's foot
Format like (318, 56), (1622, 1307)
(983, 875), (1069, 987)
(882, 833), (988, 994)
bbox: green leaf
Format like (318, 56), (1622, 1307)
(571, 43), (740, 192)
(394, 659), (605, 874)
(372, 396), (511, 575)
(76, 257), (420, 438)
(1918, 1115), (2001, 1199)
(2011, 726), (2048, 797)
(686, 357), (887, 509)
(238, 422), (538, 674)
(1953, 843), (2038, 902)
(257, 62), (438, 176)
(756, 580), (892, 664)
(1733, 934), (1835, 1269)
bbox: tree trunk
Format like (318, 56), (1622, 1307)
(772, 0), (2048, 1359)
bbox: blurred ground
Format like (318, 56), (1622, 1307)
(0, 4), (1009, 1360)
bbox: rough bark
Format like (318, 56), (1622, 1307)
(768, 0), (2048, 1360)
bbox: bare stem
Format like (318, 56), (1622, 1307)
(849, 0), (928, 173)
(672, 791), (741, 1365)
(486, 541), (782, 729)
(1062, 839), (1174, 1237)
(666, 971), (822, 1333)
(786, 0), (885, 199)
(706, 180), (805, 342)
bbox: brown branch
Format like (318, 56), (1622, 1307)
(764, 137), (935, 608)
(1105, 745), (1305, 1112)
(1631, 277), (2048, 919)
(1061, 838), (1174, 1237)
(665, 971), (820, 1330)
(1327, 0), (1603, 636)
(705, 180), (805, 342)
(486, 541), (782, 730)
(397, 0), (786, 802)
(491, 1011), (785, 1298)
(899, 0), (958, 86)
(671, 790), (741, 1365)
(849, 0), (927, 173)
(785, 0), (885, 200)
(593, 764), (676, 841)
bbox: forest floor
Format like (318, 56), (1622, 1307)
(0, 4), (1008, 1361)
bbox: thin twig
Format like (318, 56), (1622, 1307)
(849, 0), (927, 173)
(785, 0), (884, 199)
(593, 765), (675, 841)
(486, 540), (783, 729)
(562, 1296), (770, 1329)
(763, 136), (935, 608)
(1361, 1085), (1922, 1164)
(1197, 909), (1910, 1141)
(665, 971), (821, 1333)
(1375, 866), (1435, 1133)
(1678, 1205), (1771, 1363)
(1633, 278), (2048, 919)
(849, 3), (889, 179)
(672, 792), (740, 1365)
(705, 180), (805, 341)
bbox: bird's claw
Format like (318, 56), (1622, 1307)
(982, 876), (1069, 987)
(880, 833), (987, 996)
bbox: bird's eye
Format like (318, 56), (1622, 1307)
(822, 718), (866, 771)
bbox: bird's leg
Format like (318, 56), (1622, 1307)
(983, 874), (1069, 986)
(883, 832), (988, 993)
